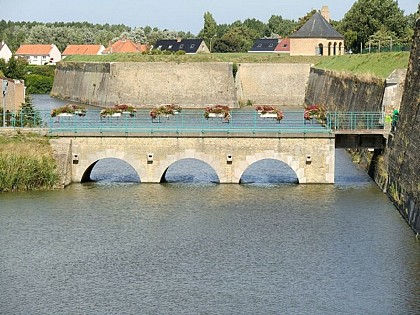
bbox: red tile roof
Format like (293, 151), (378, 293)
(103, 39), (147, 54)
(15, 44), (56, 55)
(275, 38), (290, 52)
(62, 45), (104, 56)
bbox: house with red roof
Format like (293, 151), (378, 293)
(102, 38), (148, 54)
(15, 44), (61, 65)
(274, 38), (290, 54)
(0, 41), (12, 62)
(62, 44), (105, 58)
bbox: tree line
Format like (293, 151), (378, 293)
(0, 0), (418, 55)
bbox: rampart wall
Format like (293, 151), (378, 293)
(51, 62), (311, 107)
(387, 19), (420, 235)
(305, 68), (385, 112)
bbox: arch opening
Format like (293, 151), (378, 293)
(328, 42), (332, 56)
(81, 158), (140, 183)
(240, 159), (298, 185)
(161, 158), (220, 184)
(318, 43), (324, 56)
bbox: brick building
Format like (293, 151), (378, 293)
(289, 6), (344, 56)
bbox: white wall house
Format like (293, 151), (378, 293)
(15, 44), (62, 65)
(0, 41), (12, 62)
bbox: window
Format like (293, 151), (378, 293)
(42, 56), (46, 60)
(33, 56), (38, 60)
(180, 44), (184, 49)
(168, 45), (173, 49)
(257, 44), (262, 47)
(269, 43), (273, 47)
(190, 44), (195, 48)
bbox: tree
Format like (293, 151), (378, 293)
(294, 9), (317, 32)
(214, 26), (259, 53)
(4, 56), (27, 80)
(338, 0), (408, 53)
(267, 15), (297, 38)
(200, 12), (218, 46)
(243, 18), (270, 38)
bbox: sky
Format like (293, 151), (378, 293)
(1, 0), (418, 35)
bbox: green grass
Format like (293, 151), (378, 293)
(62, 51), (410, 79)
(63, 52), (324, 64)
(314, 52), (410, 79)
(0, 133), (59, 192)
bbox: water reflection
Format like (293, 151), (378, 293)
(241, 158), (298, 184)
(88, 158), (140, 183)
(163, 158), (219, 184)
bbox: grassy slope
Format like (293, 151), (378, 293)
(314, 52), (410, 79)
(62, 51), (410, 79)
(0, 133), (59, 191)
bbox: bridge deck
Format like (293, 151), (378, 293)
(3, 110), (387, 143)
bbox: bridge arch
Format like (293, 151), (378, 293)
(236, 152), (305, 184)
(240, 158), (299, 184)
(74, 149), (142, 183)
(156, 152), (222, 183)
(81, 157), (140, 183)
(160, 158), (220, 183)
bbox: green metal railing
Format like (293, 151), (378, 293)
(326, 112), (385, 130)
(0, 110), (386, 135)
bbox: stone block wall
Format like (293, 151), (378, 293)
(305, 68), (385, 112)
(387, 19), (420, 235)
(51, 62), (312, 108)
(235, 63), (311, 106)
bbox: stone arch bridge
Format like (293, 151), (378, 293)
(50, 134), (336, 186)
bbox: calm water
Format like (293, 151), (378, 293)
(0, 96), (418, 314)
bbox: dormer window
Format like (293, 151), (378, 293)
(257, 44), (262, 47)
(269, 43), (273, 47)
(180, 44), (184, 49)
(190, 44), (195, 48)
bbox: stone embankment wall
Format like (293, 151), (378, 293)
(235, 63), (311, 105)
(305, 68), (385, 111)
(387, 19), (420, 236)
(51, 62), (311, 108)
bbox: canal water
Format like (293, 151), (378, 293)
(0, 96), (419, 314)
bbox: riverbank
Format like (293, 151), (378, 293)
(0, 132), (59, 192)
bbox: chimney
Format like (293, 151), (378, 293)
(321, 6), (330, 22)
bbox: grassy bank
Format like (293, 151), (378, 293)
(314, 52), (410, 79)
(63, 52), (324, 64)
(62, 51), (410, 79)
(0, 133), (59, 192)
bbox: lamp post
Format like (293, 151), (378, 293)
(210, 34), (217, 53)
(2, 80), (8, 128)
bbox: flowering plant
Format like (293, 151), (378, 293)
(51, 104), (87, 117)
(255, 105), (284, 121)
(115, 104), (137, 116)
(304, 104), (326, 122)
(150, 104), (182, 119)
(101, 104), (137, 117)
(204, 105), (231, 120)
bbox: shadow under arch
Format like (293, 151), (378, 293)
(160, 158), (220, 184)
(239, 158), (299, 184)
(81, 158), (140, 183)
